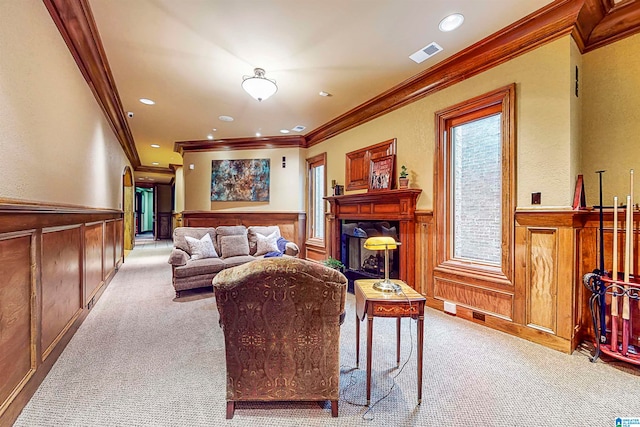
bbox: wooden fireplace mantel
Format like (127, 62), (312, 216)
(326, 188), (422, 288)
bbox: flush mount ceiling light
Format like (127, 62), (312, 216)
(242, 68), (277, 102)
(439, 13), (464, 32)
(139, 98), (155, 105)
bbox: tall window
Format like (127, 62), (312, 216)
(435, 84), (515, 280)
(307, 153), (326, 242)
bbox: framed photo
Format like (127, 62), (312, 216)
(369, 155), (394, 191)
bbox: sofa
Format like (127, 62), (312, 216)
(213, 257), (347, 418)
(167, 225), (299, 297)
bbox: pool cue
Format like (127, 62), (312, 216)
(611, 197), (619, 352)
(595, 170), (607, 343)
(622, 194), (631, 356)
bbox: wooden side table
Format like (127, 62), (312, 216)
(355, 279), (426, 405)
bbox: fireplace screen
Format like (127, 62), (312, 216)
(340, 220), (400, 290)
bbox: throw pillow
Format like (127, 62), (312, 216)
(185, 233), (218, 260)
(255, 231), (280, 256)
(220, 234), (250, 258)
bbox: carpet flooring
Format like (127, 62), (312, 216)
(14, 239), (640, 426)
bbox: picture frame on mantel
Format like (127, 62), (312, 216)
(369, 155), (394, 191)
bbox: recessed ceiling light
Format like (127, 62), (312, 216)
(212, 128), (217, 131)
(280, 129), (290, 134)
(256, 132), (261, 137)
(439, 13), (464, 32)
(207, 134), (214, 140)
(152, 162), (159, 166)
(218, 115), (234, 122)
(150, 144), (160, 148)
(139, 98), (155, 105)
(319, 91), (332, 97)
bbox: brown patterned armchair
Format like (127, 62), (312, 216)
(213, 257), (347, 419)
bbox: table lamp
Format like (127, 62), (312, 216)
(363, 236), (401, 292)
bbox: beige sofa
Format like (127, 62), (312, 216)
(167, 225), (299, 297)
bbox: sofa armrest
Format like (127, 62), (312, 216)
(168, 248), (190, 266)
(284, 242), (299, 257)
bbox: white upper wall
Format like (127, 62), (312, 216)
(0, 0), (130, 209)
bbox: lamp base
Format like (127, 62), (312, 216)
(372, 279), (401, 293)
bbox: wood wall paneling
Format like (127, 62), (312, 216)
(182, 211), (306, 256)
(526, 228), (558, 333)
(103, 220), (116, 280)
(434, 277), (514, 320)
(0, 233), (34, 417)
(41, 226), (82, 361)
(84, 222), (104, 304)
(0, 206), (123, 426)
(345, 139), (396, 191)
(115, 219), (123, 263)
(415, 211), (433, 296)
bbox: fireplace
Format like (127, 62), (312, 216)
(340, 220), (400, 291)
(326, 189), (422, 292)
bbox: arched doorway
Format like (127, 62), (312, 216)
(123, 166), (135, 252)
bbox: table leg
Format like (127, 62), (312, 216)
(367, 313), (373, 406)
(396, 317), (401, 367)
(356, 312), (360, 368)
(417, 313), (424, 405)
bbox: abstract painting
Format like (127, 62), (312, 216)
(211, 159), (270, 201)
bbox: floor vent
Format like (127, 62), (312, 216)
(472, 311), (486, 322)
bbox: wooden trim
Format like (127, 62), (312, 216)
(578, 0), (640, 52)
(306, 153), (327, 250)
(181, 211), (306, 255)
(135, 166), (174, 176)
(174, 135), (307, 155)
(43, 0), (140, 167)
(434, 84), (516, 285)
(305, 0), (580, 146)
(0, 206), (123, 426)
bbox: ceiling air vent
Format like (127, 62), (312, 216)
(291, 125), (306, 132)
(409, 42), (443, 64)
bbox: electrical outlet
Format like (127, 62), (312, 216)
(532, 192), (541, 205)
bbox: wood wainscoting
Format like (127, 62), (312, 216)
(181, 211), (306, 255)
(0, 202), (123, 426)
(419, 208), (595, 354)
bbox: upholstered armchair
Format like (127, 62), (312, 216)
(213, 257), (347, 419)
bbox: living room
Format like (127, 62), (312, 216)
(2, 0), (640, 425)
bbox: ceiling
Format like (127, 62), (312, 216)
(87, 0), (554, 182)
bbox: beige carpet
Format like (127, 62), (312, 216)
(14, 240), (640, 426)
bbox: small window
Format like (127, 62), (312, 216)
(307, 153), (326, 242)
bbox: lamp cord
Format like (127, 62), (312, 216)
(340, 287), (416, 421)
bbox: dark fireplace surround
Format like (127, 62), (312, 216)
(326, 189), (422, 291)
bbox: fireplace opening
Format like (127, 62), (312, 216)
(340, 220), (400, 292)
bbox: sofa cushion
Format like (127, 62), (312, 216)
(185, 233), (219, 260)
(173, 257), (226, 278)
(222, 255), (256, 268)
(247, 226), (281, 255)
(173, 227), (216, 254)
(255, 231), (280, 256)
(216, 225), (247, 254)
(220, 234), (250, 258)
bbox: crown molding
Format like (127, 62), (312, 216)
(577, 0), (640, 52)
(43, 0), (140, 167)
(305, 0), (582, 146)
(174, 135), (307, 155)
(135, 166), (174, 175)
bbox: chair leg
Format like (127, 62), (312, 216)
(226, 401), (235, 419)
(331, 400), (338, 417)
